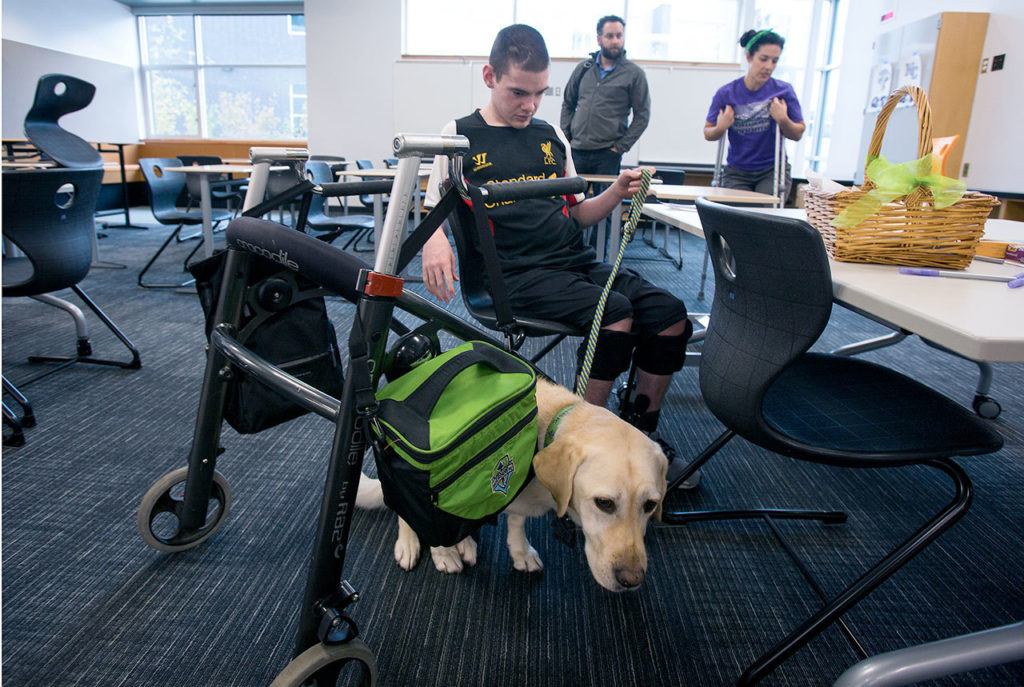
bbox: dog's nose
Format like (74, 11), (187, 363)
(614, 567), (645, 589)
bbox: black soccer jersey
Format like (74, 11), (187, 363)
(454, 111), (595, 276)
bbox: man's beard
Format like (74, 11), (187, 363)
(600, 46), (621, 61)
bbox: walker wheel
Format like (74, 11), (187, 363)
(972, 395), (1001, 420)
(270, 638), (378, 687)
(137, 466), (232, 552)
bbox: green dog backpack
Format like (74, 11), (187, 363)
(370, 341), (538, 547)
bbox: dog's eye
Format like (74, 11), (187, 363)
(594, 497), (616, 514)
(643, 499), (658, 514)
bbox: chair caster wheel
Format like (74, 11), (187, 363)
(972, 395), (1001, 420)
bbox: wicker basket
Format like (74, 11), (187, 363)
(804, 85), (999, 269)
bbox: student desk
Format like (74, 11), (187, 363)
(337, 167), (431, 250)
(641, 203), (1024, 412)
(164, 164), (271, 259)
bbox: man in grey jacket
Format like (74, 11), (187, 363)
(561, 15), (651, 177)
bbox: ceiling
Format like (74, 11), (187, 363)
(113, 0), (302, 11)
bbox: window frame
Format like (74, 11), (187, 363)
(138, 13), (307, 140)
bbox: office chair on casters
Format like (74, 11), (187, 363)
(661, 198), (1004, 686)
(137, 157), (231, 289)
(302, 161), (376, 250)
(2, 168), (142, 445)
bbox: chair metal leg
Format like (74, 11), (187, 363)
(737, 458), (973, 686)
(698, 244), (711, 301)
(2, 400), (26, 447)
(3, 376), (36, 428)
(21, 286), (141, 379)
(139, 224), (197, 289)
(528, 334), (568, 365)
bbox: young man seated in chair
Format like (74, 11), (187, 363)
(421, 24), (697, 484)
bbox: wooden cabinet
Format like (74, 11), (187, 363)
(855, 12), (989, 185)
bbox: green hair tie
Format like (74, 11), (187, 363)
(744, 28), (774, 52)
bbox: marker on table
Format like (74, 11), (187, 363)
(898, 267), (1024, 289)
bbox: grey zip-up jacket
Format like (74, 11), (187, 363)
(560, 50), (651, 153)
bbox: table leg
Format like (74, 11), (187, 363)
(373, 193), (384, 256)
(200, 174), (214, 259)
(609, 203), (622, 258)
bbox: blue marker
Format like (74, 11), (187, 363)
(899, 267), (1024, 289)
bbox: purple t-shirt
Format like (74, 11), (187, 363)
(706, 77), (803, 171)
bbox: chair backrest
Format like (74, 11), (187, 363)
(446, 196), (496, 320)
(310, 154), (347, 176)
(694, 198), (833, 442)
(138, 157), (186, 219)
(654, 169), (685, 186)
(177, 155), (224, 199)
(304, 160), (332, 221)
(23, 74), (103, 169)
(355, 159), (387, 206)
(2, 167), (103, 296)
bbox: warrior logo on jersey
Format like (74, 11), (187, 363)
(472, 152), (493, 172)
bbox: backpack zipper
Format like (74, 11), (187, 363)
(378, 379), (535, 461)
(430, 406), (538, 502)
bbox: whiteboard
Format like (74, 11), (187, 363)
(636, 64), (739, 165)
(2, 39), (140, 144)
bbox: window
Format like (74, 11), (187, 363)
(140, 14), (307, 139)
(403, 0), (845, 173)
(404, 0), (741, 63)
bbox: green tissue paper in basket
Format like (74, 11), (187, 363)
(832, 154), (967, 229)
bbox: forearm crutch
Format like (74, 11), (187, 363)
(772, 121), (787, 208)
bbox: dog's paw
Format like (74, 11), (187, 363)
(394, 527), (421, 571)
(430, 545), (467, 573)
(510, 545), (543, 573)
(455, 537), (478, 567)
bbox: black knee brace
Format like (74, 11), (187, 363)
(578, 329), (636, 381)
(634, 322), (693, 376)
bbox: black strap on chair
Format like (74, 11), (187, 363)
(466, 184), (515, 334)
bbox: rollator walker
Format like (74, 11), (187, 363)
(135, 135), (588, 685)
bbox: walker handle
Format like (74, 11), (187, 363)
(480, 176), (587, 203)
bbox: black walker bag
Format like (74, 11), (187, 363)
(190, 250), (345, 434)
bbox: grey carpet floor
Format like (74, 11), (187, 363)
(2, 210), (1022, 686)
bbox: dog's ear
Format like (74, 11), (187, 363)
(533, 441), (585, 517)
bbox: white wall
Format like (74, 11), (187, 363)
(306, 0), (738, 166)
(829, 0), (1024, 192)
(1, 0), (138, 67)
(306, 0), (402, 160)
(2, 0), (142, 141)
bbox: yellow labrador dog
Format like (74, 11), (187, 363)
(357, 378), (669, 592)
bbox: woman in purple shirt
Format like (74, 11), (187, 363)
(704, 29), (805, 198)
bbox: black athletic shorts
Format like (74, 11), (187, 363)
(505, 262), (687, 335)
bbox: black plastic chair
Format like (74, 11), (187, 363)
(23, 74), (102, 169)
(662, 198), (1005, 685)
(265, 165), (307, 226)
(640, 168), (687, 269)
(309, 154), (348, 176)
(2, 168), (141, 445)
(177, 155), (245, 216)
(137, 157), (231, 289)
(303, 161), (375, 250)
(446, 192), (583, 368)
